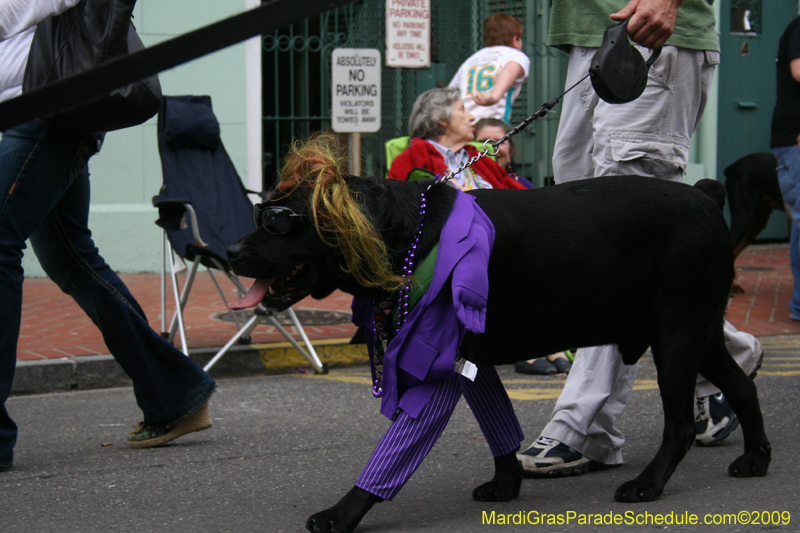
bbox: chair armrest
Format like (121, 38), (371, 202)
(152, 196), (207, 246)
(152, 196), (190, 230)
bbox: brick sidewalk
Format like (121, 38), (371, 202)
(726, 244), (800, 336)
(18, 273), (357, 362)
(17, 243), (800, 363)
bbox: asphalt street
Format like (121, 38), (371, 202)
(3, 338), (799, 532)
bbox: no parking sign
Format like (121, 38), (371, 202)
(331, 48), (382, 133)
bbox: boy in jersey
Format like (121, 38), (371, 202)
(449, 14), (530, 124)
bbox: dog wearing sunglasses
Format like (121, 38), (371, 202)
(226, 134), (770, 533)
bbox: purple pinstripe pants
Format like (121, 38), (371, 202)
(356, 364), (523, 500)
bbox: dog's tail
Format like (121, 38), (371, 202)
(277, 132), (405, 291)
(694, 179), (726, 210)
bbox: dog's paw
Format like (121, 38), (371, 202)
(472, 456), (522, 502)
(305, 510), (335, 533)
(306, 509), (351, 533)
(614, 478), (663, 503)
(306, 507), (365, 533)
(306, 486), (382, 533)
(473, 479), (519, 502)
(728, 451), (770, 478)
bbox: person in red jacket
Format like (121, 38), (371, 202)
(388, 87), (526, 191)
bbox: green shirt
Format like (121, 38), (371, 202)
(547, 0), (719, 52)
(392, 243), (438, 324)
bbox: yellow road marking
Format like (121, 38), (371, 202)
(301, 373), (372, 385)
(632, 379), (659, 391)
(502, 378), (567, 384)
(294, 357), (798, 400)
(506, 389), (563, 400)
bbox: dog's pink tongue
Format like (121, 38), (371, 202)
(229, 279), (274, 310)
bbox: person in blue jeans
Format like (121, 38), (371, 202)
(771, 16), (800, 322)
(0, 1), (216, 473)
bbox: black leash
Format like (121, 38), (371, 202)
(0, 0), (356, 132)
(438, 72), (590, 186)
(495, 74), (589, 150)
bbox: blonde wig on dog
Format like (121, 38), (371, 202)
(277, 133), (405, 292)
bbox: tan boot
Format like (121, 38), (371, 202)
(128, 401), (212, 448)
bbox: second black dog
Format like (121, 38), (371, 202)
(725, 152), (785, 259)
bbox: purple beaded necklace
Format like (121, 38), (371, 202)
(395, 191), (427, 331)
(371, 190), (427, 398)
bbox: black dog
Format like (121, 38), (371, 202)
(226, 139), (770, 533)
(725, 152), (785, 260)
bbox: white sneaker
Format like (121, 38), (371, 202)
(516, 436), (591, 477)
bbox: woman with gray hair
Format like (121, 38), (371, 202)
(388, 87), (525, 190)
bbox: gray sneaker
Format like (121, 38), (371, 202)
(516, 436), (591, 477)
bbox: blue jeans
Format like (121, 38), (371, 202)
(773, 145), (800, 319)
(0, 120), (216, 465)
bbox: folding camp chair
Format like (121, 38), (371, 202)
(153, 95), (325, 373)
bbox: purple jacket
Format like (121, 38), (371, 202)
(352, 191), (495, 421)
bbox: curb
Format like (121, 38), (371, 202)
(12, 339), (368, 396)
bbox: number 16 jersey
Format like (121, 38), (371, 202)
(449, 45), (530, 124)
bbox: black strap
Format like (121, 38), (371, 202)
(0, 0), (355, 131)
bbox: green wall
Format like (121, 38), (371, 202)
(22, 0), (250, 277)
